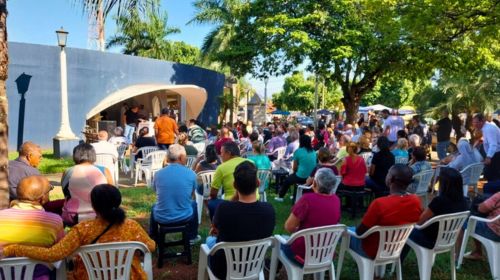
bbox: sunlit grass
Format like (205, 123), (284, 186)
(9, 150), (74, 174)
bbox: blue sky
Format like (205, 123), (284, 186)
(7, 0), (284, 97)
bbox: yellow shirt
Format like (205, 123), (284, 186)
(212, 157), (261, 200)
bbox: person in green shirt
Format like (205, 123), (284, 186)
(208, 141), (248, 219)
(275, 134), (317, 202)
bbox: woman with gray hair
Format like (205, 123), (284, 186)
(282, 168), (341, 264)
(108, 127), (129, 146)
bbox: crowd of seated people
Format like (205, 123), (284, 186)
(0, 109), (498, 279)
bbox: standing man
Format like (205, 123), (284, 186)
(149, 144), (199, 243)
(434, 110), (452, 161)
(472, 113), (500, 181)
(154, 108), (179, 150)
(8, 141), (42, 200)
(123, 104), (142, 144)
(381, 109), (404, 146)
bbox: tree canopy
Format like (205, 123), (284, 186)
(209, 0), (499, 123)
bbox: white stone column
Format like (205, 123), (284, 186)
(55, 47), (77, 139)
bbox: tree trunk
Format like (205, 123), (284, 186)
(342, 89), (360, 124)
(0, 0), (9, 209)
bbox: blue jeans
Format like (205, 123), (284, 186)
(208, 198), (224, 221)
(348, 227), (370, 258)
(149, 201), (199, 240)
(124, 124), (136, 144)
(436, 140), (450, 161)
(476, 221), (500, 242)
(157, 144), (170, 150)
(281, 243), (304, 266)
(365, 176), (388, 197)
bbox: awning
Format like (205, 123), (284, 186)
(86, 84), (207, 120)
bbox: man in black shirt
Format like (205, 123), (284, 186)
(434, 110), (452, 160)
(123, 104), (142, 144)
(206, 161), (276, 279)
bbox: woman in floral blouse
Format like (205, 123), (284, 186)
(1, 184), (155, 280)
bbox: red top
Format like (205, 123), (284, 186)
(340, 156), (367, 187)
(291, 193), (341, 260)
(360, 194), (422, 258)
(215, 137), (232, 154)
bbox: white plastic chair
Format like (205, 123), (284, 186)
(76, 241), (152, 280)
(295, 175), (342, 203)
(409, 169), (434, 206)
(186, 156), (197, 169)
(195, 170), (216, 224)
(0, 258), (64, 280)
(344, 224), (414, 280)
(395, 156), (409, 165)
(359, 152), (372, 167)
(257, 169), (272, 202)
(275, 225), (347, 280)
(130, 146), (159, 178)
(95, 153), (118, 184)
(134, 150), (166, 186)
(197, 237), (276, 280)
(458, 214), (500, 279)
(117, 144), (129, 174)
(406, 211), (470, 280)
(460, 163), (484, 196)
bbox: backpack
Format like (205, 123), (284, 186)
(189, 126), (207, 143)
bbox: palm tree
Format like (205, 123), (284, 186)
(0, 0), (8, 209)
(72, 0), (155, 50)
(106, 8), (180, 60)
(189, 0), (249, 123)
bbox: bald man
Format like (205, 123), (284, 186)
(8, 141), (42, 200)
(0, 176), (64, 277)
(91, 130), (119, 159)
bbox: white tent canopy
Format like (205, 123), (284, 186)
(359, 104), (392, 112)
(86, 84), (207, 121)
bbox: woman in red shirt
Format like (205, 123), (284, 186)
(339, 142), (367, 189)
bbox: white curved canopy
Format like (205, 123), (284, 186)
(86, 84), (207, 120)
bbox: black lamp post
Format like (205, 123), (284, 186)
(15, 72), (32, 150)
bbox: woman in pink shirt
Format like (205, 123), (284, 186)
(339, 142), (367, 189)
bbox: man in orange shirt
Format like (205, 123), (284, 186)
(154, 108), (179, 150)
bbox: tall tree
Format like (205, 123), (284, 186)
(222, 0), (499, 123)
(0, 0), (8, 209)
(72, 0), (155, 50)
(272, 72), (342, 114)
(106, 8), (181, 60)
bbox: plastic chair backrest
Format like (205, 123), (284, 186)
(369, 224), (414, 261)
(276, 147), (287, 161)
(76, 241), (152, 280)
(209, 237), (273, 280)
(198, 170), (216, 198)
(423, 211), (470, 251)
(136, 146), (159, 161)
(0, 257), (50, 280)
(395, 157), (409, 165)
(288, 225), (346, 271)
(411, 169), (434, 194)
(257, 169), (272, 193)
(117, 144), (128, 159)
(96, 153), (115, 167)
(360, 152), (373, 165)
(186, 156), (197, 169)
(144, 151), (167, 170)
(460, 163), (484, 185)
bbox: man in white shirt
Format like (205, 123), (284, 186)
(473, 113), (500, 181)
(381, 109), (404, 145)
(92, 130), (119, 183)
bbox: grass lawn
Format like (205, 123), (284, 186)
(119, 187), (492, 280)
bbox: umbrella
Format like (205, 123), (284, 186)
(398, 105), (416, 115)
(317, 109), (332, 115)
(365, 104), (392, 111)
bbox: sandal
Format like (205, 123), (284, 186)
(463, 252), (483, 261)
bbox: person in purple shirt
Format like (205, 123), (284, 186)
(281, 168), (341, 264)
(267, 127), (287, 160)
